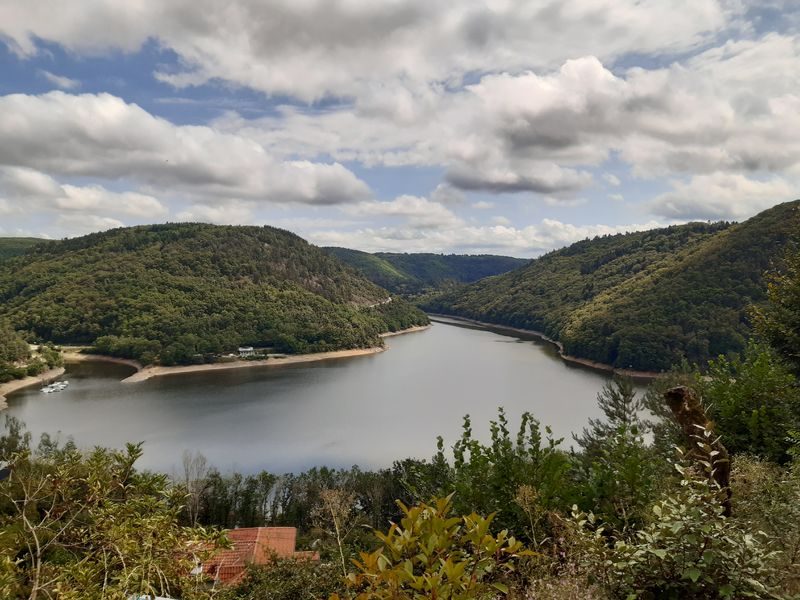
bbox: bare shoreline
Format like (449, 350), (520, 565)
(1, 324), (432, 394)
(122, 323), (431, 383)
(122, 347), (386, 382)
(379, 324), (431, 338)
(0, 367), (66, 410)
(428, 314), (659, 381)
(63, 351), (143, 371)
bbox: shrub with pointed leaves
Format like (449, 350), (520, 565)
(331, 495), (531, 600)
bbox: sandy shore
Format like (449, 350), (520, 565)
(380, 324), (431, 338)
(121, 322), (432, 383)
(429, 314), (659, 381)
(0, 367), (66, 410)
(122, 347), (386, 383)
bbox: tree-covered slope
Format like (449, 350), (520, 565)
(325, 247), (528, 293)
(424, 200), (800, 372)
(323, 248), (416, 292)
(0, 238), (53, 261)
(0, 224), (428, 364)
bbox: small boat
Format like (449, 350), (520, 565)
(41, 381), (69, 393)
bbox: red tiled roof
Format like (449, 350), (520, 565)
(203, 527), (319, 586)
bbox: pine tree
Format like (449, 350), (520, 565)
(574, 376), (643, 456)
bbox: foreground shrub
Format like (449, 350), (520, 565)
(732, 455), (800, 595)
(218, 558), (345, 600)
(333, 495), (530, 600)
(567, 467), (779, 599)
(0, 442), (224, 600)
(520, 563), (608, 600)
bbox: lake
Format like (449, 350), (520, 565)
(5, 320), (631, 474)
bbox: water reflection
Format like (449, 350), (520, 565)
(7, 322), (623, 474)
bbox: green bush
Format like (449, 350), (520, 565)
(218, 559), (344, 600)
(568, 467), (779, 599)
(731, 455), (800, 595)
(333, 495), (530, 600)
(699, 341), (800, 463)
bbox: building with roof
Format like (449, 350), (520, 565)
(202, 527), (318, 587)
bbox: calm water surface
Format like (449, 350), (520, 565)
(7, 321), (624, 474)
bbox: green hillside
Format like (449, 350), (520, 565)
(0, 237), (52, 261)
(325, 247), (528, 293)
(424, 200), (800, 372)
(0, 224), (428, 365)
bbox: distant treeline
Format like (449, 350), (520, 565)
(324, 247), (528, 294)
(0, 224), (428, 365)
(425, 200), (800, 372)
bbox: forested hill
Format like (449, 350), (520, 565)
(424, 200), (800, 372)
(0, 237), (53, 261)
(324, 247), (528, 293)
(0, 224), (428, 365)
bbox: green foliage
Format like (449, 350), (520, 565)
(410, 409), (571, 542)
(699, 341), (800, 463)
(0, 325), (62, 383)
(568, 468), (779, 599)
(198, 469), (279, 529)
(572, 379), (666, 533)
(0, 430), (225, 599)
(731, 456), (800, 595)
(217, 559), (345, 600)
(0, 416), (31, 461)
(574, 377), (644, 455)
(0, 238), (52, 262)
(0, 323), (31, 383)
(334, 495), (530, 600)
(0, 224), (428, 365)
(369, 298), (429, 332)
(326, 247), (528, 294)
(756, 244), (800, 374)
(449, 410), (570, 532)
(425, 200), (800, 371)
(0, 323), (29, 364)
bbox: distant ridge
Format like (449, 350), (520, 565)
(424, 200), (800, 372)
(0, 223), (428, 365)
(0, 237), (53, 261)
(324, 247), (528, 293)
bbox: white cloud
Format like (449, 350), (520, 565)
(0, 166), (168, 219)
(0, 0), (739, 101)
(0, 92), (371, 207)
(308, 218), (665, 257)
(0, 2), (797, 247)
(430, 184), (465, 206)
(56, 214), (125, 236)
(176, 201), (255, 225)
(344, 195), (463, 229)
(649, 173), (796, 220)
(216, 36), (800, 203)
(59, 185), (168, 218)
(38, 69), (80, 90)
(472, 201), (494, 210)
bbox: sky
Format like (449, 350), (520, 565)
(0, 0), (798, 257)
